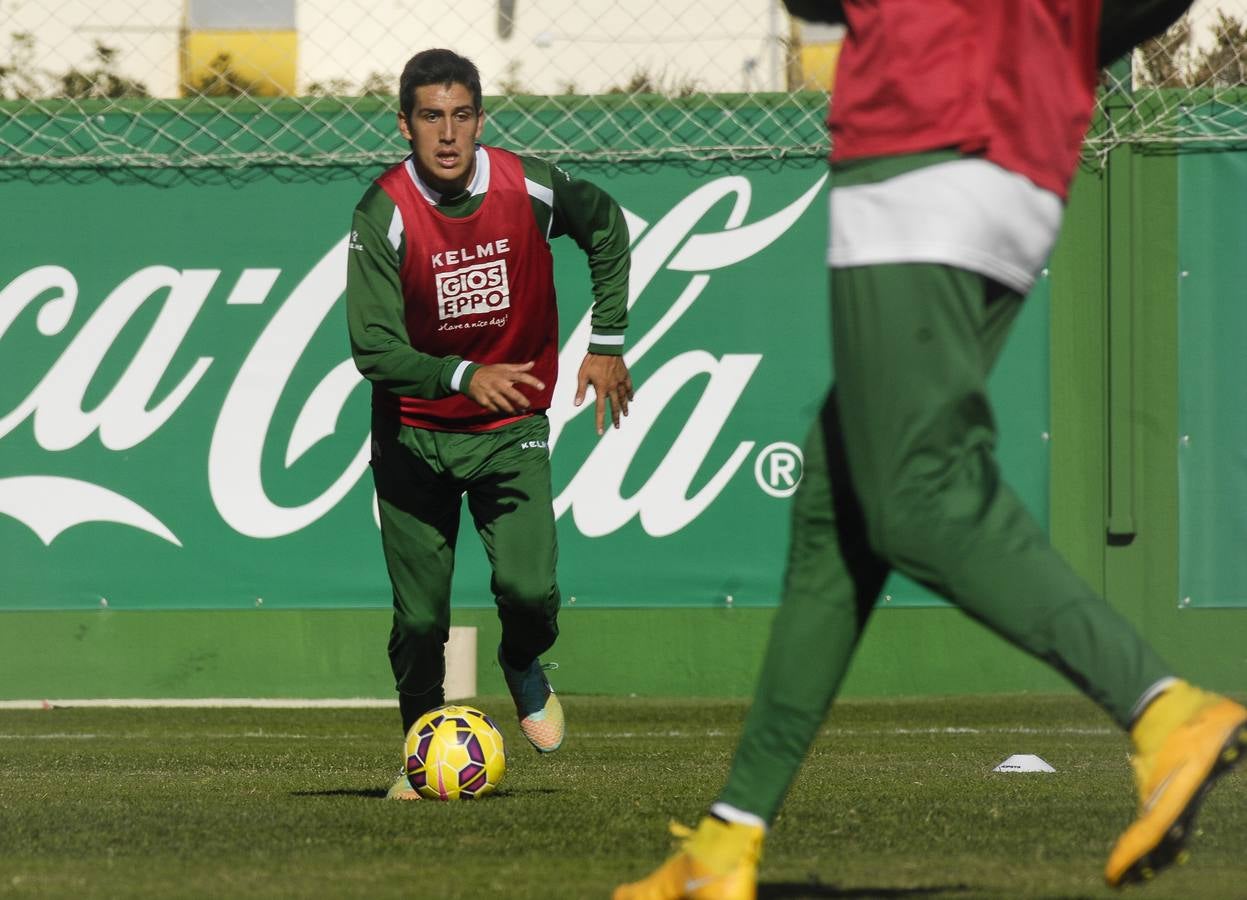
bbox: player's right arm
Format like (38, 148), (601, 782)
(346, 184), (474, 400)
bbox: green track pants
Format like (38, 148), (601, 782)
(717, 263), (1173, 822)
(370, 412), (560, 732)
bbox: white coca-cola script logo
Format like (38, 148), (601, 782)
(0, 173), (826, 546)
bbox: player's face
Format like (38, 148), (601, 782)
(399, 82), (484, 196)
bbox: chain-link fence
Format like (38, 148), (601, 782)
(2, 0), (1247, 168)
(1084, 0), (1247, 162)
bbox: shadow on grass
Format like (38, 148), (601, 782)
(759, 882), (973, 899)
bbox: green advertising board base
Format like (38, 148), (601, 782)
(5, 584), (1243, 701)
(0, 607), (1045, 702)
(5, 603), (1238, 704)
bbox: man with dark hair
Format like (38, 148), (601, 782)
(614, 2), (1244, 896)
(346, 48), (632, 797)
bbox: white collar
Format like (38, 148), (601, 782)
(404, 145), (490, 205)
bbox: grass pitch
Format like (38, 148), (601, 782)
(1, 694), (1244, 899)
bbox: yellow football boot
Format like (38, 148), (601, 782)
(613, 816), (764, 900)
(1105, 682), (1247, 887)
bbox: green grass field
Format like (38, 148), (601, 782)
(1, 694), (1244, 899)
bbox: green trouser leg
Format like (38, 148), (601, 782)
(372, 413), (560, 735)
(719, 264), (1173, 822)
(373, 412), (458, 733)
(716, 388), (887, 819)
(465, 416), (562, 673)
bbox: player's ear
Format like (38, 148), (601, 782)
(397, 111), (413, 142)
(473, 108), (485, 141)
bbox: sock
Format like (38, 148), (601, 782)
(709, 802), (768, 829)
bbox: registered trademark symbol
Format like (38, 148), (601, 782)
(754, 441), (803, 498)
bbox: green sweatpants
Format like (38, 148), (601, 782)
(370, 411), (560, 731)
(717, 263), (1173, 822)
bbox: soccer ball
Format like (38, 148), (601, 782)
(404, 704), (507, 800)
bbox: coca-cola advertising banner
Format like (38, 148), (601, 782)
(0, 159), (1047, 611)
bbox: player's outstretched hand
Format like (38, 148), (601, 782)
(574, 353), (633, 436)
(465, 362), (545, 414)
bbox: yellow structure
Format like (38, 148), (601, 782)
(787, 17), (843, 92)
(799, 40), (841, 92)
(180, 0), (297, 97)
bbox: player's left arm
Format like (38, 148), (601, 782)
(545, 162), (634, 436)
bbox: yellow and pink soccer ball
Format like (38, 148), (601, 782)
(403, 705), (506, 800)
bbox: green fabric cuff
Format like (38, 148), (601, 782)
(448, 359), (481, 394)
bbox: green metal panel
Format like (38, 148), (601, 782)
(1051, 138), (1247, 691)
(1176, 151), (1247, 608)
(1100, 145), (1180, 625)
(1103, 59), (1139, 542)
(1048, 166), (1109, 598)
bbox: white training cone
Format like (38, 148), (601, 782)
(993, 753), (1056, 773)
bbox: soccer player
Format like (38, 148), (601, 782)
(345, 49), (632, 796)
(614, 1), (1245, 895)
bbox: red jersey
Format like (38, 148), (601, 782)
(375, 146), (558, 431)
(830, 0), (1103, 200)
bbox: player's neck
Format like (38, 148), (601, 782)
(414, 153), (478, 202)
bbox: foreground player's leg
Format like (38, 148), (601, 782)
(468, 414), (564, 752)
(831, 264), (1174, 730)
(1105, 682), (1247, 886)
(614, 395), (887, 899)
(718, 393), (887, 820)
(831, 263), (1247, 882)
